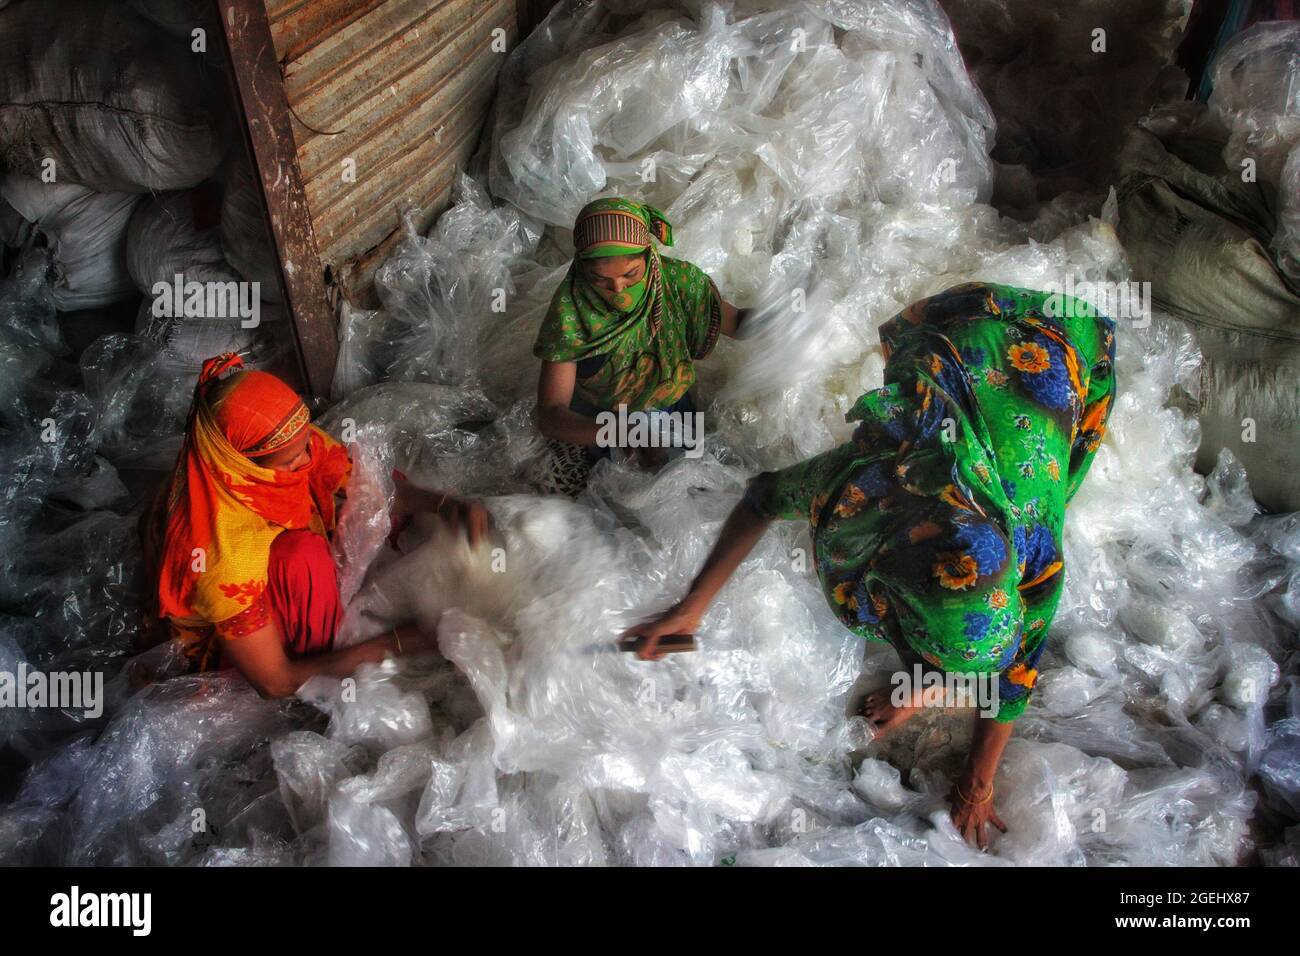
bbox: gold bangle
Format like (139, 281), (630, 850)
(392, 627), (403, 655)
(954, 781), (993, 805)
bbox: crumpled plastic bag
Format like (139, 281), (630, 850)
(1208, 19), (1300, 284)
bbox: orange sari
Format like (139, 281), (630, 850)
(152, 354), (351, 640)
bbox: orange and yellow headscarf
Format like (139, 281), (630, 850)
(154, 354), (350, 627)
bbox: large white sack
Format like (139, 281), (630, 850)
(0, 0), (227, 193)
(134, 298), (284, 375)
(126, 192), (244, 295)
(0, 173), (140, 310)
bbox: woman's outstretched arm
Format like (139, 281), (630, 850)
(719, 299), (748, 338)
(219, 620), (429, 699)
(622, 498), (772, 659)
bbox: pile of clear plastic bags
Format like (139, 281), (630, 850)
(1207, 19), (1300, 284)
(1, 0), (1296, 867)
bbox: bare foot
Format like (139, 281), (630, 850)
(860, 686), (926, 739)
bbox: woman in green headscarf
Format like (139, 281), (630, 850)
(534, 197), (745, 488)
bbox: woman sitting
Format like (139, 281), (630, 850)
(623, 282), (1116, 849)
(533, 197), (746, 491)
(141, 353), (490, 698)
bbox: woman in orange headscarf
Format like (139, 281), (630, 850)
(142, 353), (490, 698)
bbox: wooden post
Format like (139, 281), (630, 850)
(213, 0), (338, 397)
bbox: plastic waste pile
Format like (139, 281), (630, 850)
(1, 0), (1296, 866)
(0, 0), (279, 791)
(1205, 19), (1300, 285)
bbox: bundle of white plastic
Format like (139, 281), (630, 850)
(1206, 20), (1300, 284)
(4, 0), (1296, 867)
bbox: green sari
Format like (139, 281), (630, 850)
(744, 283), (1117, 722)
(533, 197), (722, 412)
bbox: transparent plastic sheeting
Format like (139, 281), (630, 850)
(1, 0), (1297, 866)
(1207, 20), (1300, 284)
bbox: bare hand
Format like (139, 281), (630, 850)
(949, 780), (1007, 851)
(389, 471), (494, 548)
(620, 601), (702, 661)
(440, 496), (493, 547)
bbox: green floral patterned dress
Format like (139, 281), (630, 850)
(744, 282), (1116, 721)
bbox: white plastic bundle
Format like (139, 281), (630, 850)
(334, 177), (544, 399)
(1208, 20), (1300, 283)
(490, 0), (994, 230)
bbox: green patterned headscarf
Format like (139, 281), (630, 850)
(533, 197), (722, 413)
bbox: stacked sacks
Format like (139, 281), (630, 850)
(86, 167), (294, 464)
(126, 191), (285, 380)
(1116, 102), (1300, 513)
(0, 0), (263, 466)
(0, 0), (276, 784)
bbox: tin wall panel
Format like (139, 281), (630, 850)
(264, 0), (517, 305)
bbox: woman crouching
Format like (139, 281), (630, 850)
(624, 282), (1116, 848)
(141, 353), (490, 697)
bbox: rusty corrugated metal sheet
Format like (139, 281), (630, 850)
(265, 0), (517, 307)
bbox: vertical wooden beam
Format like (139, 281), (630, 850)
(213, 0), (338, 398)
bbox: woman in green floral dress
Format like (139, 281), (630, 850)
(625, 281), (1117, 848)
(534, 197), (745, 490)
